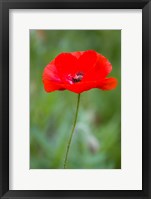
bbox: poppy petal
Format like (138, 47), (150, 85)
(98, 77), (118, 90)
(42, 60), (62, 82)
(54, 53), (78, 80)
(64, 81), (97, 94)
(96, 53), (112, 76)
(83, 53), (112, 81)
(42, 61), (64, 92)
(77, 50), (98, 73)
(42, 79), (65, 92)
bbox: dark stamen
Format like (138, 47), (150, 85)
(72, 72), (84, 83)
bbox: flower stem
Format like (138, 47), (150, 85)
(64, 93), (81, 169)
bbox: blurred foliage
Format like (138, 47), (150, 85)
(30, 30), (121, 169)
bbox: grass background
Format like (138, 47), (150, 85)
(30, 30), (121, 169)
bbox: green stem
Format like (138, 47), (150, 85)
(64, 94), (81, 169)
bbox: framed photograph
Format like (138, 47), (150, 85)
(0, 0), (150, 198)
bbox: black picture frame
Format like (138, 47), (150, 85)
(0, 0), (150, 198)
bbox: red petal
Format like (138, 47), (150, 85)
(54, 53), (78, 81)
(42, 79), (64, 92)
(64, 77), (117, 93)
(43, 60), (61, 82)
(96, 53), (112, 76)
(42, 60), (64, 92)
(83, 53), (112, 81)
(77, 50), (98, 73)
(64, 81), (97, 94)
(97, 77), (117, 90)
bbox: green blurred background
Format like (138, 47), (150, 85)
(30, 30), (121, 169)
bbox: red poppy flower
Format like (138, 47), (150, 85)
(42, 50), (117, 94)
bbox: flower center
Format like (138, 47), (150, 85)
(67, 72), (84, 84)
(72, 72), (84, 83)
